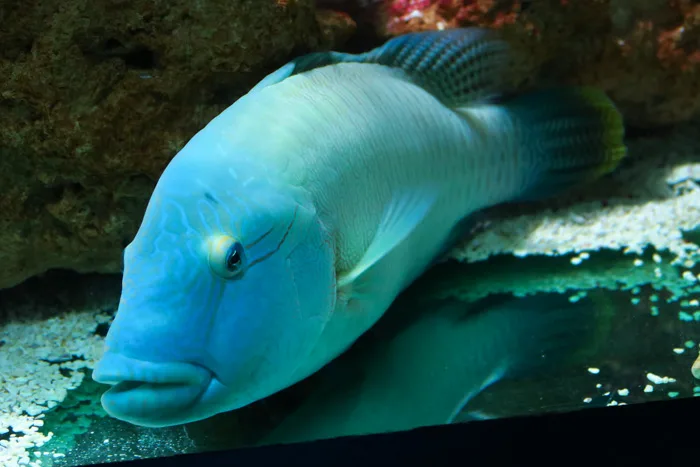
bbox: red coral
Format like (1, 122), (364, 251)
(655, 3), (700, 71)
(382, 0), (523, 35)
(388, 0), (434, 17)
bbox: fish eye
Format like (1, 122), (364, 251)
(208, 235), (247, 279)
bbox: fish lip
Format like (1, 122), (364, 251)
(92, 351), (212, 387)
(93, 351), (215, 426)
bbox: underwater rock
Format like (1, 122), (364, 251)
(0, 0), (354, 290)
(353, 0), (700, 127)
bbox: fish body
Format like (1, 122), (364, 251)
(92, 28), (626, 427)
(229, 61), (523, 384)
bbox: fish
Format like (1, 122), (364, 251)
(92, 27), (626, 428)
(261, 290), (614, 444)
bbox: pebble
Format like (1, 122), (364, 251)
(679, 311), (694, 322)
(646, 373), (676, 384)
(682, 271), (697, 282)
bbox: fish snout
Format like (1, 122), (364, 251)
(92, 352), (213, 427)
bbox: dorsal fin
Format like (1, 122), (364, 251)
(248, 28), (513, 107)
(247, 51), (349, 94)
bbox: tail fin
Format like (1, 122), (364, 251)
(503, 87), (627, 202)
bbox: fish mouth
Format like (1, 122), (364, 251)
(92, 352), (213, 427)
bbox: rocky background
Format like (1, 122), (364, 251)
(0, 0), (355, 290)
(1, 0), (699, 290)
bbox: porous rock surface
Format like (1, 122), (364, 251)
(0, 0), (354, 289)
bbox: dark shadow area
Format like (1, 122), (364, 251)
(80, 37), (159, 70)
(0, 270), (120, 323)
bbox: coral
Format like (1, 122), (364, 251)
(0, 0), (354, 290)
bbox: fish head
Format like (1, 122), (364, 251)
(92, 146), (336, 427)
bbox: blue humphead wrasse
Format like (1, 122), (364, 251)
(92, 28), (626, 427)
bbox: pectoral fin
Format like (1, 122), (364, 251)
(337, 189), (437, 290)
